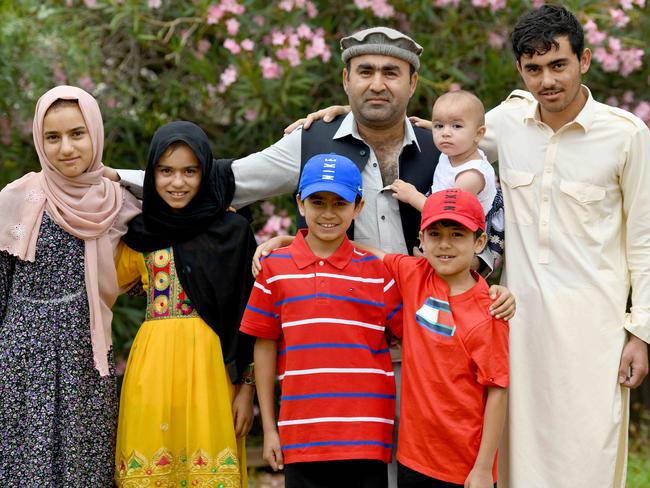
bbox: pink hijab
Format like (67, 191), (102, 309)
(0, 85), (140, 376)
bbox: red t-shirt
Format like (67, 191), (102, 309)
(384, 254), (509, 484)
(241, 231), (403, 464)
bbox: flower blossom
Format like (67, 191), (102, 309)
(226, 18), (240, 36)
(260, 57), (282, 79)
(217, 65), (238, 93)
(487, 32), (505, 50)
(609, 9), (630, 28)
(241, 39), (255, 51)
(223, 38), (241, 55)
(244, 108), (258, 122)
(584, 20), (607, 46)
(276, 47), (302, 67)
(148, 0), (162, 8)
(206, 4), (224, 24)
(634, 101), (650, 125)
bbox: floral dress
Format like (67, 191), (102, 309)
(0, 213), (117, 487)
(114, 243), (245, 488)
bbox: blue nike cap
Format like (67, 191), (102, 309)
(298, 153), (363, 203)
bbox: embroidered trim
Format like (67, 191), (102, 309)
(116, 447), (241, 487)
(144, 248), (199, 321)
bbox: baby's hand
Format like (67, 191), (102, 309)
(390, 179), (418, 204)
(391, 179), (427, 211)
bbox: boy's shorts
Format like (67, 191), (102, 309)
(397, 462), (497, 488)
(284, 459), (387, 488)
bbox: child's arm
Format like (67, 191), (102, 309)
(232, 383), (255, 438)
(254, 338), (284, 471)
(465, 387), (508, 488)
(390, 179), (427, 211)
(350, 241), (388, 261)
(454, 169), (486, 196)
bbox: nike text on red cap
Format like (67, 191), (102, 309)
(420, 188), (486, 232)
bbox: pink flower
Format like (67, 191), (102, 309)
(619, 0), (633, 9)
(196, 39), (211, 58)
(105, 97), (117, 109)
(277, 47), (302, 67)
(635, 0), (645, 7)
(489, 0), (506, 12)
(633, 101), (650, 123)
(297, 23), (313, 39)
(83, 0), (96, 6)
(355, 0), (372, 6)
(226, 18), (240, 36)
(206, 4), (224, 24)
(584, 20), (607, 46)
(306, 0), (318, 17)
(623, 90), (635, 104)
(244, 108), (258, 121)
(241, 39), (255, 51)
(435, 0), (460, 6)
(221, 0), (244, 14)
(217, 65), (238, 93)
(609, 8), (630, 28)
(532, 0), (545, 6)
(148, 0), (162, 8)
(253, 15), (265, 26)
(487, 32), (505, 50)
(288, 33), (301, 48)
(223, 39), (240, 55)
(608, 37), (622, 52)
(78, 75), (95, 91)
(619, 47), (643, 76)
(261, 201), (275, 216)
(593, 47), (619, 72)
(472, 0), (490, 7)
(271, 30), (287, 46)
(51, 63), (67, 85)
(260, 57), (282, 79)
(605, 96), (619, 106)
(279, 0), (294, 11)
(448, 83), (462, 92)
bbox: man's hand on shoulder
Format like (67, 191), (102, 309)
(283, 105), (351, 134)
(102, 166), (120, 182)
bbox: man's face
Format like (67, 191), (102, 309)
(516, 36), (590, 121)
(342, 54), (418, 130)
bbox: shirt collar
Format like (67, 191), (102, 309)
(334, 112), (421, 152)
(289, 229), (353, 270)
(524, 85), (596, 132)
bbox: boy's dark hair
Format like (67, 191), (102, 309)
(511, 5), (584, 62)
(430, 219), (484, 240)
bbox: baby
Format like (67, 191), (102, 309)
(392, 90), (504, 269)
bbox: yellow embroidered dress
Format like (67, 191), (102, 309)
(114, 243), (246, 487)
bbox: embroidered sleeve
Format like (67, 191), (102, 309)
(0, 250), (16, 324)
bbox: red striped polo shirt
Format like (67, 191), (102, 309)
(240, 230), (403, 464)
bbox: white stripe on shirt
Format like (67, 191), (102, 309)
(282, 317), (385, 331)
(278, 416), (394, 427)
(278, 367), (394, 380)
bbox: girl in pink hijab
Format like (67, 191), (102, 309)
(0, 85), (139, 486)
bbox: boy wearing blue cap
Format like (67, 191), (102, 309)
(241, 153), (404, 488)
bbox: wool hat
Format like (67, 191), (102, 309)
(421, 188), (486, 232)
(340, 26), (423, 71)
(298, 153), (363, 203)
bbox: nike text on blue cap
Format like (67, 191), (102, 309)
(298, 153), (363, 203)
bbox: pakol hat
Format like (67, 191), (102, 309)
(340, 26), (423, 71)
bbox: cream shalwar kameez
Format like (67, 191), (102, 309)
(482, 87), (650, 488)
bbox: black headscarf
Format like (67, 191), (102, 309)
(123, 121), (257, 383)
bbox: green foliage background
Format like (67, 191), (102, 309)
(1, 0), (649, 473)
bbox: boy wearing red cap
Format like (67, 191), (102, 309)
(360, 188), (509, 488)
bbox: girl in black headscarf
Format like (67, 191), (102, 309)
(114, 121), (257, 487)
